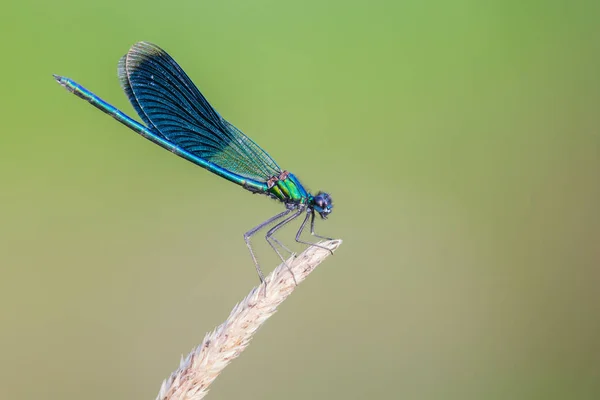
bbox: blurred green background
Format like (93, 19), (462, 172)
(2, 0), (599, 399)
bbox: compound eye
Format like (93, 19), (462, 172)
(315, 196), (326, 208)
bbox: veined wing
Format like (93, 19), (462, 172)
(118, 41), (281, 182)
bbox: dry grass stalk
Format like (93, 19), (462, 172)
(156, 239), (342, 400)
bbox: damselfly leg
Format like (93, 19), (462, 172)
(244, 208), (291, 282)
(295, 210), (334, 255)
(265, 207), (304, 285)
(310, 211), (335, 241)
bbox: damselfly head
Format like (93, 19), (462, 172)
(312, 192), (333, 219)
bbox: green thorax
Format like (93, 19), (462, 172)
(267, 171), (310, 204)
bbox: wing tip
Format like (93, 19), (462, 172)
(129, 41), (164, 58)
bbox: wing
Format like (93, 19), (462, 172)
(117, 41), (281, 182)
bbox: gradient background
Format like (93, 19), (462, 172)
(2, 1), (599, 399)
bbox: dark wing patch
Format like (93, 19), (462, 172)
(119, 42), (281, 181)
